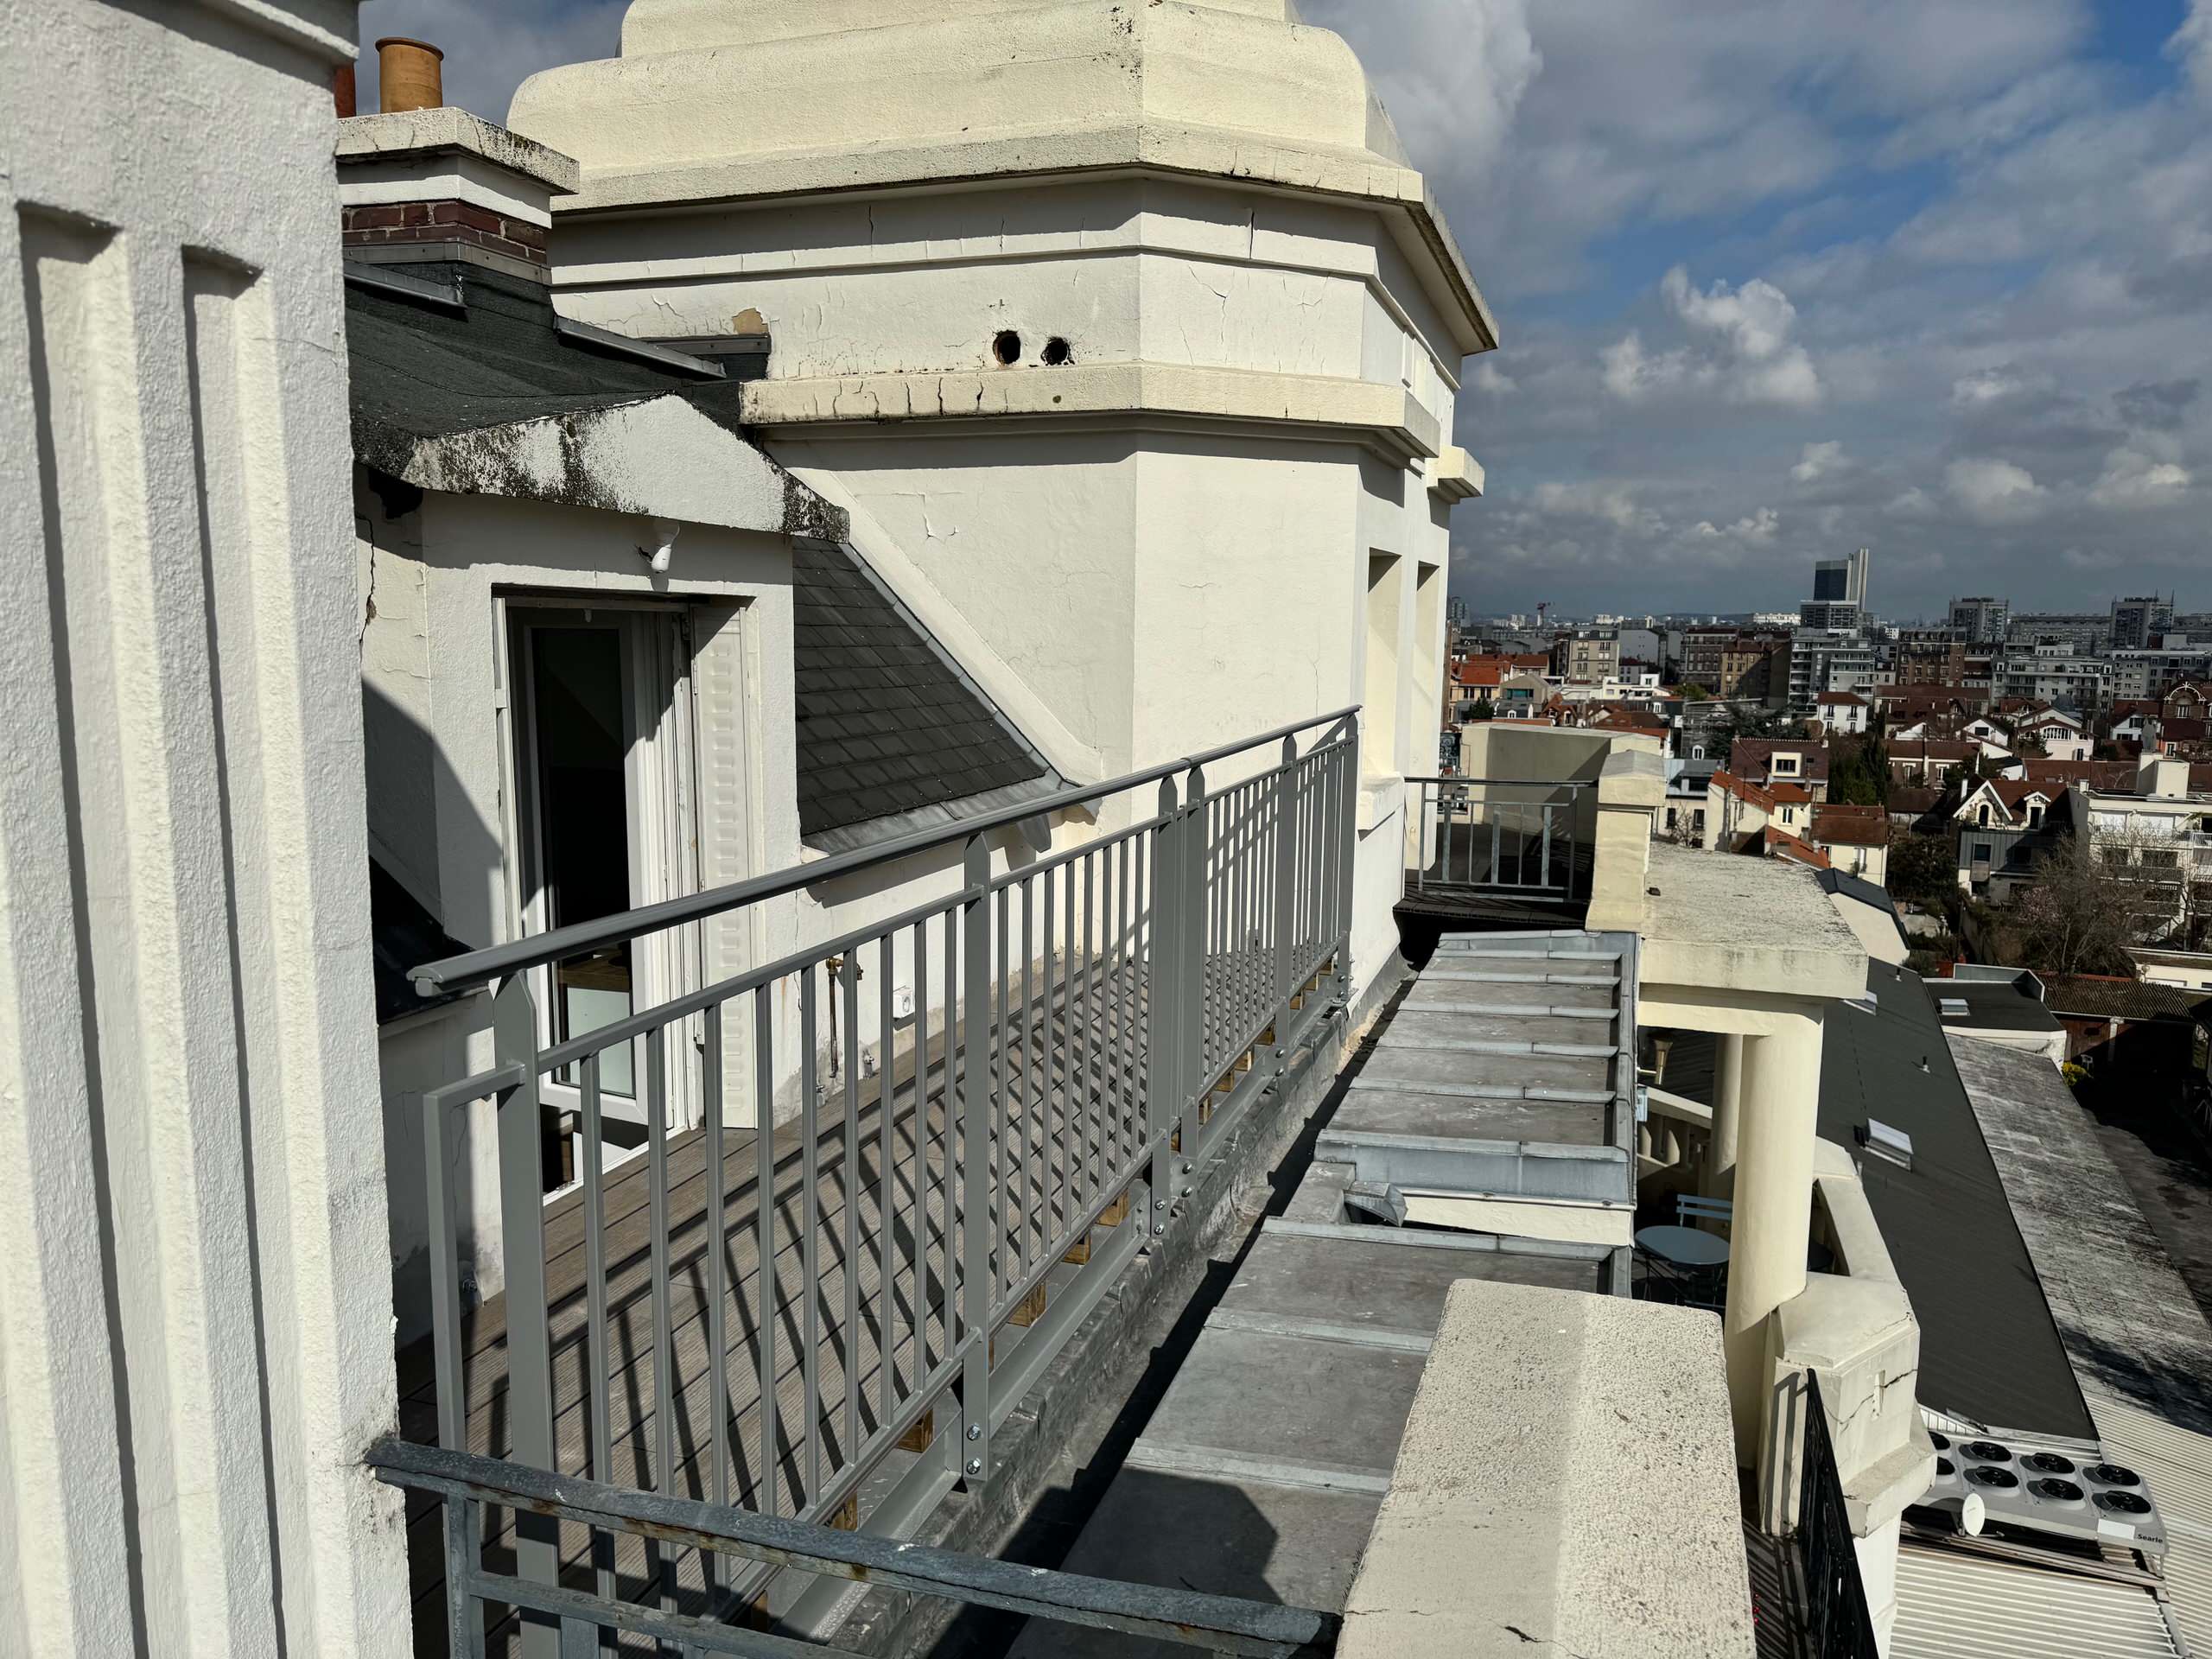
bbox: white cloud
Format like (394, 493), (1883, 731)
(1599, 266), (1822, 408)
(1945, 457), (2049, 522)
(2171, 1), (2212, 103)
(1790, 440), (1847, 483)
(1950, 365), (2047, 405)
(1690, 508), (1783, 541)
(1530, 480), (1663, 533)
(1470, 359), (1521, 395)
(2089, 447), (2193, 508)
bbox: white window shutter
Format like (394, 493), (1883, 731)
(691, 603), (760, 1128)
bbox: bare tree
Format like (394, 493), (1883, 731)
(2012, 835), (2140, 978)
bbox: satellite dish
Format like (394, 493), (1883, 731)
(1961, 1491), (1986, 1536)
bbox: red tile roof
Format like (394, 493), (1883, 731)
(1810, 804), (1889, 846)
(1764, 826), (1832, 868)
(1709, 770), (1776, 813)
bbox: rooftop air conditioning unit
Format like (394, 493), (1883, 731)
(1918, 1429), (2166, 1554)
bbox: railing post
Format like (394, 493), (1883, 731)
(1146, 776), (1181, 1239)
(958, 833), (994, 1485)
(1332, 715), (1359, 1003)
(1181, 763), (1209, 1167)
(1268, 735), (1297, 1076)
(491, 973), (561, 1657)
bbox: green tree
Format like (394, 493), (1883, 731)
(1470, 695), (1496, 722)
(1678, 681), (1712, 702)
(1887, 830), (1958, 907)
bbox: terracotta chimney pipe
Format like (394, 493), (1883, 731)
(376, 37), (444, 114)
(333, 60), (356, 118)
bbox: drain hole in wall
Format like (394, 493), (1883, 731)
(992, 329), (1022, 365)
(1041, 336), (1071, 365)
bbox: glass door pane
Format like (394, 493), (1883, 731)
(526, 625), (637, 1096)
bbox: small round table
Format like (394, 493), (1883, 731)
(1635, 1224), (1732, 1268)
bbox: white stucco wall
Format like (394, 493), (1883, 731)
(0, 2), (409, 1654)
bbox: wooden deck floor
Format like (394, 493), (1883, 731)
(393, 943), (1308, 1652)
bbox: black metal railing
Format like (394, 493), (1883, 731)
(1797, 1372), (1881, 1659)
(1403, 777), (1592, 899)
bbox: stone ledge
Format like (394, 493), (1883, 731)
(1339, 1279), (1754, 1658)
(741, 360), (1442, 461)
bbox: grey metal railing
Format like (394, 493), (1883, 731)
(1404, 776), (1592, 899)
(370, 1437), (1336, 1657)
(410, 709), (1359, 1655)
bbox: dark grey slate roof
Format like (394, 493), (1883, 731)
(343, 260), (758, 479)
(345, 265), (1056, 847)
(791, 540), (1057, 845)
(1930, 979), (2063, 1035)
(1818, 963), (2095, 1440)
(1815, 867), (1899, 923)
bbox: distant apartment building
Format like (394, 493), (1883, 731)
(2008, 612), (2107, 652)
(1948, 594), (2010, 645)
(1895, 626), (1967, 685)
(1797, 598), (1865, 631)
(1997, 644), (2113, 713)
(1553, 629), (1620, 683)
(2111, 594), (2177, 652)
(1787, 628), (1878, 712)
(2107, 645), (2212, 702)
(1682, 625), (1736, 689)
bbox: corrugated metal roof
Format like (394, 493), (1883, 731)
(1891, 1541), (2181, 1658)
(2092, 1391), (2212, 1656)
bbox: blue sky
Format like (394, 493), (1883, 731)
(361, 1), (2212, 620)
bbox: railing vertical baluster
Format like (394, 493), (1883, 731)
(1270, 736), (1297, 1072)
(995, 884), (1011, 1295)
(753, 986), (779, 1518)
(702, 1014), (728, 1606)
(1071, 852), (1090, 1212)
(422, 1094), (464, 1454)
(582, 1055), (615, 1623)
(912, 918), (931, 1381)
(959, 835), (994, 1482)
(799, 970), (820, 1510)
(1091, 842), (1110, 1202)
(423, 1085), (479, 1658)
(1147, 777), (1181, 1233)
(1020, 877), (1036, 1286)
(1327, 716), (1344, 995)
(1051, 863), (1066, 1249)
(840, 953), (861, 1470)
(646, 1028), (677, 1627)
(876, 932), (895, 1429)
(490, 974), (559, 1659)
(1541, 801), (1554, 893)
(941, 906), (958, 1371)
(1115, 831), (1132, 1167)
(1183, 764), (1209, 1147)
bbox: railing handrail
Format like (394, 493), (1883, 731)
(1401, 775), (1595, 787)
(412, 704), (1359, 995)
(368, 1436), (1338, 1657)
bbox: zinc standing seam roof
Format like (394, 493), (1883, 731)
(2089, 1391), (2212, 1656)
(1889, 1542), (2182, 1659)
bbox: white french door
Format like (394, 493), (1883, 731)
(505, 600), (729, 1180)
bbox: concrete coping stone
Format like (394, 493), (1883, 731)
(1338, 1278), (1755, 1658)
